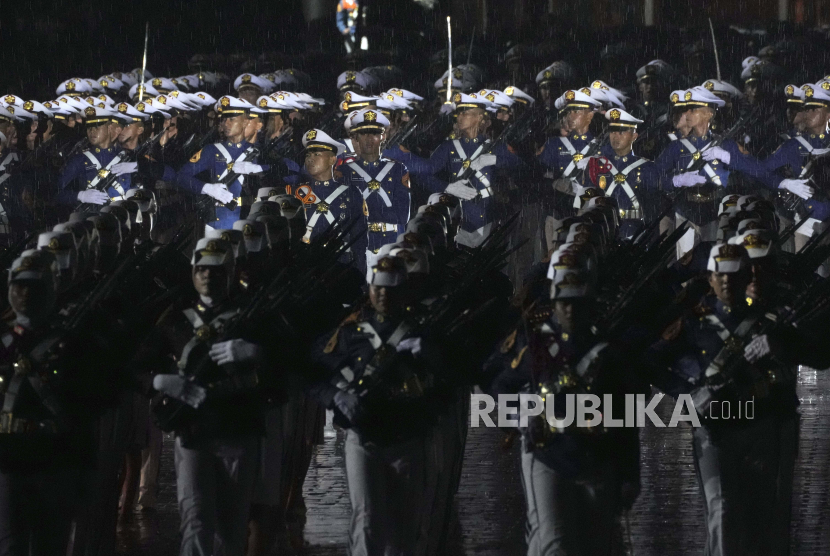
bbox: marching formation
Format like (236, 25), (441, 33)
(0, 29), (828, 556)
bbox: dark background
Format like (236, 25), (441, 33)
(3, 0), (830, 100)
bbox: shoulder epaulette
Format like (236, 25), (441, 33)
(323, 310), (361, 354)
(500, 329), (518, 353)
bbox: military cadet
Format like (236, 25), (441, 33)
(129, 237), (269, 556)
(592, 108), (661, 238)
(482, 246), (640, 556)
(643, 242), (830, 556)
(338, 108), (411, 272)
(0, 249), (119, 556)
(384, 92), (522, 247)
(311, 255), (443, 556)
(57, 106), (133, 208)
(285, 128), (367, 274)
(729, 82), (828, 250)
(176, 96), (260, 231)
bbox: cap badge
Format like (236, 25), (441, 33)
(259, 98), (268, 107)
(454, 93), (462, 103)
(785, 85), (794, 95)
(704, 81), (715, 91)
(242, 74), (251, 83)
(670, 93), (679, 103)
(609, 109), (621, 120)
(117, 103), (127, 113)
(565, 90), (575, 101)
(805, 86), (814, 98)
(684, 91), (692, 101)
(220, 97), (230, 107)
(23, 101), (33, 111)
(486, 93), (495, 102)
(84, 106), (96, 117)
(48, 238), (60, 250)
(365, 111), (377, 122)
(152, 78), (161, 87)
(66, 82), (76, 91)
(344, 92), (352, 103)
(306, 130), (317, 140)
(505, 86), (515, 95)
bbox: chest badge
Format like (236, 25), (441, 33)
(98, 169), (110, 178)
(614, 174), (626, 183)
(368, 180), (381, 191)
(316, 201), (330, 213)
(462, 160), (471, 169)
(573, 153), (584, 162)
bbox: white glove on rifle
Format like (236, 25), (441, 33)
(445, 180), (478, 200)
(333, 390), (362, 424)
(232, 161), (264, 175)
(575, 156), (590, 170)
(76, 190), (110, 205)
(152, 374), (207, 409)
(744, 334), (772, 363)
(201, 183), (234, 204)
(396, 337), (422, 356)
(469, 154), (497, 171)
(672, 172), (707, 188)
(111, 161), (138, 176)
(779, 178), (813, 200)
(209, 339), (263, 365)
(701, 146), (731, 164)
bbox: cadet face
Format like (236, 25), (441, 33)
(798, 106), (829, 134)
(747, 259), (775, 303)
(220, 114), (247, 140)
(192, 265), (230, 300)
(638, 80), (652, 101)
(108, 121), (124, 142)
(118, 122), (144, 145)
(563, 108), (593, 133)
(369, 284), (404, 316)
(238, 88), (261, 105)
(304, 150), (336, 176)
(9, 280), (54, 319)
(86, 124), (109, 147)
(455, 107), (486, 134)
(244, 116), (263, 141)
(353, 131), (384, 158)
(744, 82), (758, 104)
(708, 269), (751, 307)
(609, 129), (637, 153)
(678, 107), (712, 131)
(553, 299), (588, 334)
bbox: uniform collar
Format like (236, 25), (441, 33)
(460, 134), (485, 144)
(359, 157), (382, 168)
(224, 140), (249, 149)
(91, 145), (116, 154)
(312, 178), (336, 187)
(601, 143), (634, 163)
(569, 131), (593, 141)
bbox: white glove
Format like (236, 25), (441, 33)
(439, 102), (455, 116)
(701, 146), (731, 164)
(744, 334), (772, 363)
(469, 154), (497, 171)
(575, 156), (590, 170)
(232, 161), (264, 175)
(445, 180), (478, 200)
(333, 390), (362, 423)
(396, 337), (422, 356)
(201, 183), (234, 204)
(111, 161), (138, 176)
(209, 339), (263, 365)
(672, 172), (707, 188)
(77, 190), (110, 205)
(779, 178), (814, 200)
(152, 374), (207, 409)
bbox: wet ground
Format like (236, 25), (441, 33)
(117, 366), (830, 555)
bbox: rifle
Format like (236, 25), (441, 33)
(183, 127), (220, 161)
(674, 107), (759, 179)
(384, 116), (419, 151)
(76, 129), (166, 211)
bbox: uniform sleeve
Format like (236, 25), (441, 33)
(395, 164), (411, 226)
(57, 154), (86, 204)
(653, 141), (680, 191)
(494, 142), (523, 169)
(175, 146), (213, 194)
(722, 140), (779, 190)
(536, 137), (560, 173)
(383, 142), (449, 176)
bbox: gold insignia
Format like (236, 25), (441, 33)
(152, 78), (162, 87)
(461, 159), (471, 169)
(824, 82), (830, 91)
(242, 224), (253, 236)
(157, 96), (167, 104)
(23, 101), (33, 111)
(510, 346), (528, 369)
(743, 234), (765, 247)
(344, 92), (352, 103)
(614, 173), (626, 183)
(66, 81), (75, 91)
(573, 153), (584, 162)
(684, 91), (692, 101)
(670, 92), (679, 103)
(470, 93), (477, 99)
(226, 162), (234, 172)
(565, 90), (575, 101)
(220, 97), (231, 107)
(259, 98), (268, 107)
(306, 130), (317, 140)
(598, 176), (607, 190)
(100, 80), (109, 87)
(580, 87), (592, 96)
(391, 88), (403, 96)
(362, 200), (369, 216)
(196, 325), (213, 341)
(505, 86), (515, 95)
(204, 240), (222, 253)
(486, 93), (496, 102)
(693, 152), (701, 160)
(805, 86), (814, 98)
(3, 95), (15, 105)
(454, 93), (462, 103)
(84, 106), (96, 116)
(704, 81), (715, 91)
(98, 169), (110, 178)
(117, 103), (128, 113)
(5, 106), (12, 114)
(543, 70), (552, 80)
(197, 93), (205, 100)
(189, 149), (201, 163)
(220, 232), (231, 241)
(316, 201), (329, 213)
(170, 90), (179, 97)
(43, 101), (52, 108)
(340, 101), (350, 112)
(715, 244), (743, 260)
(785, 85), (794, 96)
(346, 71), (356, 82)
(48, 238), (60, 250)
(368, 180), (381, 190)
(136, 103), (145, 112)
(609, 109), (621, 120)
(453, 68), (463, 79)
(242, 74), (251, 83)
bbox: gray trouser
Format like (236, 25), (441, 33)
(174, 435), (259, 556)
(345, 429), (435, 556)
(520, 446), (625, 556)
(138, 416), (164, 508)
(0, 467), (80, 556)
(692, 414), (798, 556)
